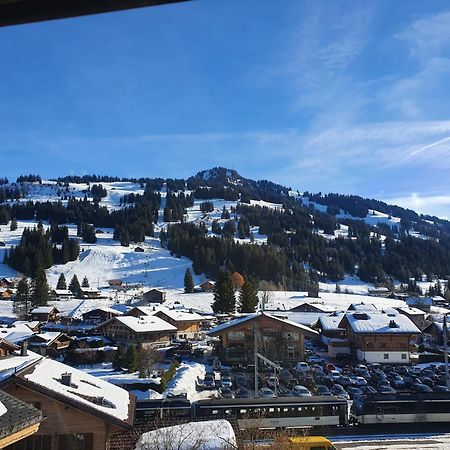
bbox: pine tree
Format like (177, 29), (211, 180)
(82, 276), (89, 288)
(239, 276), (259, 313)
(10, 217), (17, 231)
(113, 346), (125, 370)
(184, 268), (194, 293)
(56, 273), (67, 290)
(123, 345), (138, 372)
(14, 278), (30, 317)
(69, 274), (81, 294)
(212, 270), (236, 314)
(31, 265), (50, 306)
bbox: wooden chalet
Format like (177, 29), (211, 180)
(142, 289), (165, 304)
(51, 289), (74, 301)
(79, 288), (103, 299)
(82, 307), (123, 324)
(208, 312), (319, 364)
(0, 389), (43, 448)
(199, 280), (215, 292)
(27, 332), (72, 356)
(153, 308), (204, 339)
(0, 339), (19, 358)
(96, 315), (176, 347)
(338, 311), (421, 363)
(1, 357), (135, 450)
(0, 278), (14, 289)
(29, 307), (59, 323)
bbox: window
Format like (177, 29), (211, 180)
(383, 353), (389, 360)
(10, 435), (52, 450)
(58, 433), (93, 450)
(401, 353), (407, 360)
(228, 331), (245, 341)
(287, 345), (295, 358)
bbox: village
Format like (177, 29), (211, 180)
(1, 272), (450, 449)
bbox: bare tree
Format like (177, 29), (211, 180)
(137, 345), (160, 378)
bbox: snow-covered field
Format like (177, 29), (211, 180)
(334, 434), (450, 450)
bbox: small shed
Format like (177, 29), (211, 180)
(142, 289), (166, 304)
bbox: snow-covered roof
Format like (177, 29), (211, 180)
(271, 312), (327, 327)
(12, 321), (40, 330)
(52, 289), (73, 296)
(30, 306), (58, 314)
(21, 358), (132, 424)
(342, 312), (421, 334)
(396, 306), (426, 316)
(135, 420), (237, 450)
(0, 350), (42, 382)
(116, 316), (176, 333)
(316, 313), (346, 331)
(83, 307), (123, 316)
(31, 332), (68, 346)
(79, 287), (100, 293)
(347, 303), (378, 312)
(208, 312), (319, 337)
(155, 306), (204, 322)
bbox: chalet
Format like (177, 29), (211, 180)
(0, 389), (43, 448)
(272, 311), (328, 328)
(208, 312), (319, 364)
(51, 289), (74, 300)
(0, 278), (14, 288)
(12, 321), (41, 333)
(0, 289), (11, 300)
(199, 281), (215, 292)
(82, 307), (123, 324)
(134, 246), (145, 253)
(423, 322), (446, 346)
(108, 279), (123, 288)
(79, 287), (103, 299)
(1, 356), (135, 450)
(313, 313), (349, 357)
(96, 315), (176, 348)
(27, 332), (72, 356)
(367, 286), (390, 297)
(338, 312), (421, 363)
(126, 306), (159, 317)
(142, 289), (165, 304)
(29, 307), (59, 323)
(153, 307), (204, 340)
(395, 306), (430, 331)
(0, 339), (20, 357)
(406, 296), (432, 313)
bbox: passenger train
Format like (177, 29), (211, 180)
(135, 392), (450, 430)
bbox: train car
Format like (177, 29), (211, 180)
(352, 392), (450, 425)
(192, 396), (348, 430)
(135, 398), (192, 420)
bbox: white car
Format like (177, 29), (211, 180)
(295, 362), (309, 372)
(267, 375), (279, 389)
(330, 370), (341, 381)
(355, 376), (367, 386)
(220, 376), (232, 389)
(306, 354), (322, 364)
(291, 385), (312, 397)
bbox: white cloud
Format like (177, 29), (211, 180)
(385, 192), (450, 219)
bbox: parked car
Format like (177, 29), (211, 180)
(236, 388), (253, 398)
(434, 385), (450, 393)
(295, 362), (310, 373)
(314, 384), (332, 396)
(203, 375), (216, 390)
(219, 387), (234, 399)
(412, 383), (433, 393)
(354, 376), (367, 387)
(378, 385), (397, 395)
(331, 384), (349, 400)
(329, 370), (341, 381)
(212, 357), (221, 372)
(235, 373), (247, 388)
(278, 387), (295, 397)
(259, 387), (276, 398)
(306, 354), (323, 364)
(292, 385), (312, 397)
(266, 375), (279, 389)
(220, 376), (232, 389)
(346, 386), (364, 399)
(338, 375), (353, 387)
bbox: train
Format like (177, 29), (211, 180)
(135, 392), (450, 430)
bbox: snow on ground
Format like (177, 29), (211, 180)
(164, 361), (216, 401)
(135, 420), (237, 450)
(320, 276), (373, 295)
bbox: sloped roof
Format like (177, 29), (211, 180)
(316, 313), (346, 331)
(155, 307), (204, 322)
(115, 315), (176, 333)
(30, 306), (58, 314)
(207, 312), (319, 337)
(340, 312), (421, 334)
(0, 389), (42, 441)
(15, 358), (133, 427)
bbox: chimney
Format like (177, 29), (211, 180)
(20, 341), (28, 357)
(61, 372), (72, 386)
(389, 320), (399, 328)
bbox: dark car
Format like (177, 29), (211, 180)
(412, 383), (433, 393)
(378, 385), (397, 395)
(277, 387), (295, 397)
(338, 376), (353, 387)
(235, 373), (247, 388)
(315, 384), (332, 396)
(346, 386), (364, 399)
(236, 388), (253, 398)
(331, 384), (349, 400)
(434, 385), (450, 393)
(361, 385), (378, 394)
(420, 377), (435, 387)
(203, 375), (216, 389)
(219, 387), (234, 399)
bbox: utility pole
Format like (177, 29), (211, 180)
(444, 314), (450, 389)
(254, 324), (258, 398)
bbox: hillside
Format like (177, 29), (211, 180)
(0, 169), (449, 297)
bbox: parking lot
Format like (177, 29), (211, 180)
(197, 340), (450, 400)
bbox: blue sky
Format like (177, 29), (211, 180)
(1, 0), (450, 217)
